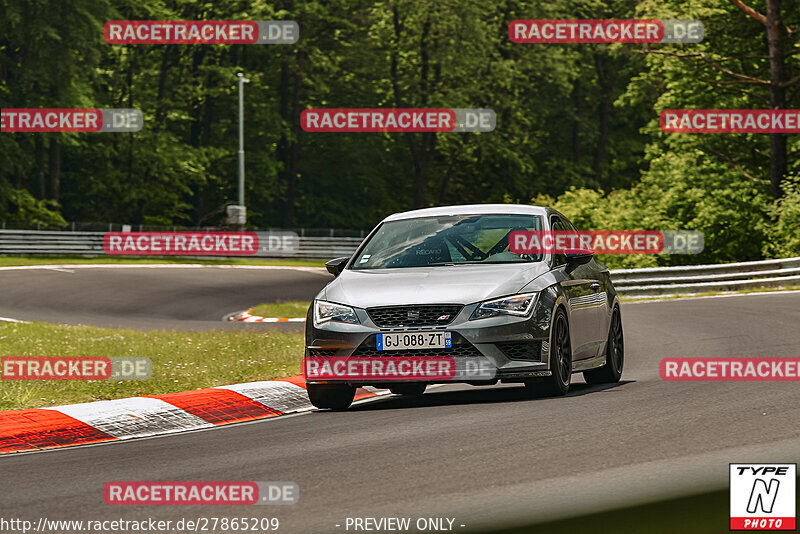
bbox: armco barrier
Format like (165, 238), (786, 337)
(612, 257), (800, 298)
(0, 230), (363, 260)
(1, 230), (799, 297)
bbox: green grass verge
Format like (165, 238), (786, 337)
(0, 255), (324, 268)
(0, 321), (305, 411)
(249, 301), (311, 318)
(481, 485), (731, 534)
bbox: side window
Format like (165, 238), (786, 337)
(550, 217), (567, 266)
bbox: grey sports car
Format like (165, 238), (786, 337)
(304, 204), (624, 410)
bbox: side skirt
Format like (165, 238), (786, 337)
(571, 354), (606, 372)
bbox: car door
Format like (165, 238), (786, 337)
(562, 216), (609, 357)
(550, 216), (604, 360)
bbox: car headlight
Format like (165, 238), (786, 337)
(314, 300), (360, 325)
(470, 293), (537, 320)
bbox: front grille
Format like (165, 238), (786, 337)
(496, 341), (542, 361)
(352, 332), (482, 358)
(366, 305), (462, 327)
(308, 348), (337, 357)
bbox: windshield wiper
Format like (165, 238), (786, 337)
(426, 261), (494, 266)
(425, 260), (539, 267)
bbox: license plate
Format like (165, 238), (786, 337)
(376, 331), (452, 351)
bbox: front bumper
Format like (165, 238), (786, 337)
(305, 298), (555, 386)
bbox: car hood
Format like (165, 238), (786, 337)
(320, 263), (550, 308)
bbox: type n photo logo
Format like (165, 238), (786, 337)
(730, 464), (796, 530)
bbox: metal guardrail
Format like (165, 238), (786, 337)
(611, 257), (800, 298)
(1, 230), (799, 297)
(0, 230), (364, 260)
(0, 222), (367, 237)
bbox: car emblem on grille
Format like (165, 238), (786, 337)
(437, 315), (450, 321)
(407, 310), (420, 320)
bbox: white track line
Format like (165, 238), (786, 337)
(0, 264), (328, 274)
(0, 317), (30, 323)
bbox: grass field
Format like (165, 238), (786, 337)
(250, 301), (311, 318)
(0, 321), (305, 411)
(0, 255), (324, 268)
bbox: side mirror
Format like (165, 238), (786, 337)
(565, 249), (594, 266)
(325, 257), (350, 277)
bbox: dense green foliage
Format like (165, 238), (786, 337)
(0, 0), (798, 266)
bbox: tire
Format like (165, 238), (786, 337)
(307, 383), (356, 411)
(389, 383), (427, 396)
(525, 308), (572, 396)
(584, 305), (624, 384)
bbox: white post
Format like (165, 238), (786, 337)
(237, 72), (250, 226)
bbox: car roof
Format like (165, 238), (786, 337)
(382, 204), (550, 222)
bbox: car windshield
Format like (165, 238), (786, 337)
(351, 214), (543, 269)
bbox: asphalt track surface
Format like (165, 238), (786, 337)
(3, 266), (800, 532)
(0, 265), (331, 331)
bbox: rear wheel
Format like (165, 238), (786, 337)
(389, 383), (427, 396)
(525, 308), (571, 396)
(307, 383), (356, 411)
(584, 306), (623, 384)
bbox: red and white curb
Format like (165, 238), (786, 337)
(229, 311), (306, 323)
(0, 376), (387, 454)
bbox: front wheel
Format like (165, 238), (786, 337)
(307, 383), (356, 411)
(584, 305), (623, 384)
(525, 308), (572, 397)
